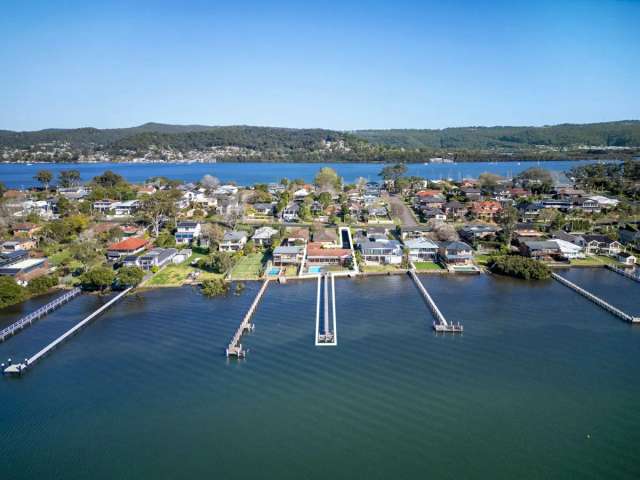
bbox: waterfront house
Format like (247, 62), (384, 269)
(553, 239), (585, 259)
(281, 204), (300, 222)
(404, 238), (439, 262)
(357, 237), (403, 265)
(519, 240), (561, 261)
(306, 243), (352, 266)
(616, 252), (636, 266)
(107, 237), (149, 262)
(252, 226), (279, 246)
(219, 231), (248, 252)
(583, 235), (623, 256)
(438, 241), (474, 266)
(552, 231), (586, 248)
(172, 249), (192, 264)
(138, 248), (178, 270)
(175, 221), (202, 245)
(272, 246), (304, 266)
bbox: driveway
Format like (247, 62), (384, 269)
(385, 193), (418, 227)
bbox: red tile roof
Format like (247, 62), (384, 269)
(108, 237), (149, 252)
(306, 243), (351, 257)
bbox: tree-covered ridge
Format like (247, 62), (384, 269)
(354, 121), (640, 149)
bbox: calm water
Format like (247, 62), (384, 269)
(0, 160), (611, 188)
(1, 271), (639, 479)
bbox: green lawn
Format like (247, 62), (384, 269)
(570, 255), (620, 267)
(363, 264), (404, 273)
(413, 261), (444, 271)
(230, 253), (266, 279)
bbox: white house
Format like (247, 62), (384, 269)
(219, 231), (248, 252)
(552, 239), (585, 259)
(404, 238), (439, 262)
(252, 226), (279, 246)
(111, 200), (140, 217)
(175, 221), (202, 245)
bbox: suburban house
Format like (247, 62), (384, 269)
(110, 200), (140, 217)
(219, 231), (248, 252)
(311, 228), (339, 248)
(443, 200), (468, 219)
(357, 237), (403, 265)
(458, 224), (499, 243)
(293, 188), (311, 200)
(573, 197), (601, 213)
(2, 238), (37, 252)
(281, 204), (300, 222)
(251, 203), (275, 216)
(616, 252), (636, 266)
(175, 221), (202, 245)
(306, 243), (352, 266)
(400, 225), (432, 240)
(106, 237), (149, 262)
(285, 227), (310, 245)
(252, 226), (279, 246)
(552, 231), (586, 248)
(519, 202), (543, 221)
(11, 222), (40, 238)
(514, 223), (544, 238)
(582, 235), (623, 256)
(470, 201), (502, 222)
(0, 251), (49, 284)
(461, 188), (482, 201)
(519, 240), (561, 261)
(438, 241), (474, 266)
(421, 208), (446, 221)
(404, 238), (439, 262)
(553, 239), (585, 259)
(216, 196), (241, 216)
(272, 246), (305, 267)
(138, 248), (178, 270)
(619, 224), (640, 248)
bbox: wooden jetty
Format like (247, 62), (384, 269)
(0, 288), (82, 343)
(606, 264), (640, 283)
(226, 279), (271, 358)
(551, 273), (639, 323)
(316, 273), (337, 345)
(409, 270), (463, 333)
(3, 287), (133, 375)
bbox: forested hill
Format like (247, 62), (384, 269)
(0, 123), (354, 151)
(353, 121), (640, 149)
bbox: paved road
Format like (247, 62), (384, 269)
(385, 193), (418, 227)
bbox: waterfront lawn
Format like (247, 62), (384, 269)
(570, 255), (620, 267)
(231, 253), (266, 279)
(413, 261), (444, 271)
(363, 264), (402, 273)
(473, 254), (493, 266)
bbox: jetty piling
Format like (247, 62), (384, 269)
(551, 273), (639, 323)
(0, 288), (82, 343)
(3, 287), (133, 375)
(409, 270), (463, 333)
(226, 279), (271, 358)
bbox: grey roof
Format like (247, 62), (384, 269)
(523, 240), (560, 250)
(444, 241), (473, 252)
(223, 231), (247, 242)
(273, 246), (303, 254)
(404, 238), (439, 249)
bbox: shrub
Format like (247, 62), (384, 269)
(27, 275), (58, 295)
(488, 255), (551, 280)
(0, 277), (27, 308)
(115, 266), (145, 288)
(201, 279), (229, 297)
(80, 266), (116, 291)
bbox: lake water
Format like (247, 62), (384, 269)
(0, 159), (611, 188)
(1, 270), (639, 479)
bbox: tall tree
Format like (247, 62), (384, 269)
(34, 170), (53, 190)
(139, 190), (179, 236)
(497, 206), (519, 245)
(58, 169), (81, 188)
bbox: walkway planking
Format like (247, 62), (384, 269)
(0, 288), (82, 343)
(3, 287), (133, 375)
(409, 270), (463, 333)
(552, 272), (639, 324)
(226, 279), (271, 358)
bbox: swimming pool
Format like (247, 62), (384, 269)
(308, 266), (323, 274)
(267, 267), (281, 276)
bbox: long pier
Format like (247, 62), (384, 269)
(315, 273), (337, 345)
(551, 273), (639, 323)
(409, 270), (463, 332)
(0, 288), (82, 343)
(3, 287), (133, 375)
(226, 279), (270, 358)
(606, 264), (640, 283)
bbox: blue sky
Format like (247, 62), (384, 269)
(1, 0), (638, 131)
